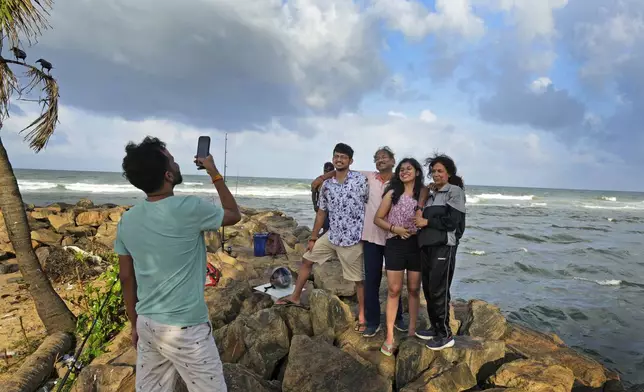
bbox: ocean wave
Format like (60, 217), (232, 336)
(465, 250), (486, 256)
(468, 193), (535, 204)
(582, 204), (644, 210)
(17, 180), (310, 198)
(573, 277), (622, 286)
(599, 196), (617, 202)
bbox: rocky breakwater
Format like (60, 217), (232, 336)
(0, 200), (628, 392)
(0, 199), (126, 273)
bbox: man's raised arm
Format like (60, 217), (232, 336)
(196, 154), (241, 226)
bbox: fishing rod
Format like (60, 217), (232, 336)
(55, 277), (119, 392)
(221, 133), (228, 252)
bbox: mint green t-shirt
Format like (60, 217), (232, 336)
(114, 195), (224, 327)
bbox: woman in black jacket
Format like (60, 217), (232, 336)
(413, 154), (466, 350)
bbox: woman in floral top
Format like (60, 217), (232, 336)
(374, 158), (426, 356)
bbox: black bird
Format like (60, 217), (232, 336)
(10, 47), (27, 62)
(36, 59), (52, 73)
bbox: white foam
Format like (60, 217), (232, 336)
(17, 180), (59, 190)
(530, 202), (547, 207)
(65, 183), (139, 193)
(600, 196), (617, 202)
(468, 193), (535, 202)
(17, 179), (311, 198)
(583, 204), (643, 211)
(467, 250), (486, 256)
(574, 277), (622, 286)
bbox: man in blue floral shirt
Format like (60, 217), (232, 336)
(277, 143), (369, 329)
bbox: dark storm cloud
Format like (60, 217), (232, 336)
(33, 0), (386, 131)
(478, 83), (586, 131)
(553, 0), (644, 162)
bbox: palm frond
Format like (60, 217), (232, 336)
(0, 0), (52, 46)
(18, 66), (58, 152)
(0, 59), (19, 121)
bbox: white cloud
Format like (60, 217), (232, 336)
(419, 109), (437, 123)
(372, 0), (485, 40)
(529, 77), (553, 94)
(387, 111), (407, 119)
(33, 0), (386, 128)
(475, 0), (568, 42)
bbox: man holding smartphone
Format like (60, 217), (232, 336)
(115, 136), (241, 392)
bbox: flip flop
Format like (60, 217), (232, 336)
(380, 341), (394, 357)
(354, 321), (367, 333)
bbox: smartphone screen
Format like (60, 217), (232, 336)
(196, 136), (210, 169)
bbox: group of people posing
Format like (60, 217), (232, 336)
(114, 137), (466, 391)
(278, 143), (466, 354)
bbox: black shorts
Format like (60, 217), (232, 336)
(384, 236), (421, 272)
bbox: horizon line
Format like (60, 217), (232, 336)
(12, 166), (644, 194)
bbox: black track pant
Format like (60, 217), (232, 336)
(420, 245), (457, 338)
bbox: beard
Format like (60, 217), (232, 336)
(172, 170), (183, 186)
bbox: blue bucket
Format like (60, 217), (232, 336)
(253, 233), (269, 257)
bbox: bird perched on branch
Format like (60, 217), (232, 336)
(10, 47), (27, 63)
(36, 59), (52, 74)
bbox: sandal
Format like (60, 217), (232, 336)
(354, 321), (367, 333)
(380, 341), (394, 357)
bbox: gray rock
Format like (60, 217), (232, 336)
(282, 335), (391, 392)
(309, 289), (354, 343)
(488, 359), (575, 392)
(400, 362), (477, 392)
(214, 308), (290, 379)
(0, 262), (19, 274)
(395, 336), (506, 389)
(313, 260), (356, 297)
(205, 280), (253, 330)
(455, 299), (507, 340)
(222, 363), (281, 392)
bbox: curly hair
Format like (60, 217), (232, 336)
(122, 136), (170, 193)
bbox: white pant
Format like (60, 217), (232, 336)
(135, 315), (227, 392)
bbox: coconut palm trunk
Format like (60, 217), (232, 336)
(0, 0), (77, 333)
(0, 136), (76, 333)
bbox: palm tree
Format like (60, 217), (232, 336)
(0, 0), (76, 333)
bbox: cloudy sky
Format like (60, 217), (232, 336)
(3, 0), (643, 191)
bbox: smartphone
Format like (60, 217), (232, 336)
(196, 136), (211, 170)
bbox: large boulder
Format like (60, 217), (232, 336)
(95, 222), (118, 247)
(336, 326), (397, 381)
(31, 229), (62, 246)
(214, 308), (290, 379)
(30, 208), (55, 220)
(272, 304), (314, 338)
(453, 299), (507, 340)
(205, 280), (254, 330)
(76, 198), (95, 209)
(76, 210), (109, 227)
(66, 225), (97, 238)
(222, 363), (281, 392)
(488, 359), (575, 392)
(282, 335), (391, 392)
(400, 362), (477, 392)
(48, 211), (76, 232)
(395, 336), (505, 389)
(503, 322), (609, 388)
(308, 289), (354, 343)
(313, 260), (356, 297)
